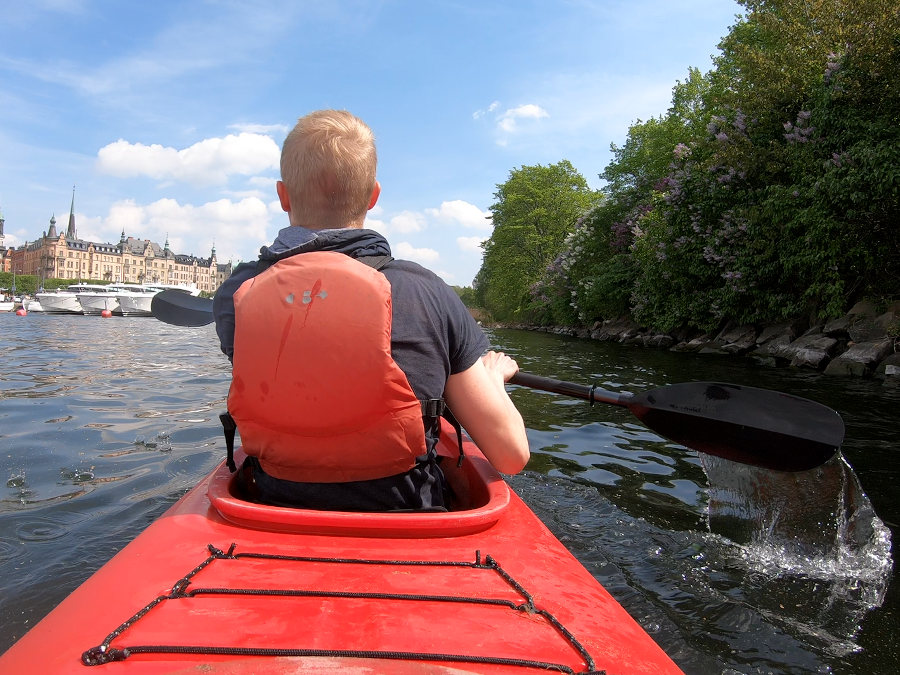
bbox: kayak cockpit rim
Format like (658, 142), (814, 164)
(207, 434), (512, 538)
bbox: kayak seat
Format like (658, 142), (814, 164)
(207, 419), (511, 538)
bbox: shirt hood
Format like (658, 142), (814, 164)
(260, 226), (391, 262)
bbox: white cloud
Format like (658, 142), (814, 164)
(249, 175), (278, 189)
(388, 210), (426, 234)
(497, 104), (550, 133)
(96, 132), (280, 185)
(229, 122), (289, 135)
(425, 200), (492, 230)
(77, 196), (273, 264)
(457, 235), (487, 253)
(393, 242), (439, 264)
(473, 100), (501, 119)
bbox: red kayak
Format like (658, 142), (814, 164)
(0, 421), (683, 674)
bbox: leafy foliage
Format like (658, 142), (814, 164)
(475, 0), (900, 332)
(476, 161), (599, 322)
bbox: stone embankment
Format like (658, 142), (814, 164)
(519, 299), (900, 382)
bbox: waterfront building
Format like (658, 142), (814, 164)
(5, 192), (232, 293)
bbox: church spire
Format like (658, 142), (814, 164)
(66, 185), (77, 239)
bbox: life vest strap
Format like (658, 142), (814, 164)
(421, 399), (464, 468)
(220, 412), (237, 472)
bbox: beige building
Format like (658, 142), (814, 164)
(8, 194), (232, 293)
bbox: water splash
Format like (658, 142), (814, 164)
(700, 454), (893, 656)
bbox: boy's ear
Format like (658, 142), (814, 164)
(368, 181), (381, 210)
(276, 181), (291, 212)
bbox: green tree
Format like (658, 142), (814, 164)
(451, 285), (477, 308)
(476, 161), (598, 322)
(0, 273), (38, 296)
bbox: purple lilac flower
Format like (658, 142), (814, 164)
(673, 143), (691, 160)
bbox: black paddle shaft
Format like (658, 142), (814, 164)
(510, 373), (842, 472)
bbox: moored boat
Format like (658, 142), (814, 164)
(0, 420), (684, 674)
(117, 284), (202, 317)
(37, 284), (109, 314)
(77, 284), (125, 315)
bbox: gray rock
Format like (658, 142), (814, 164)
(824, 339), (894, 377)
(784, 334), (839, 369)
(757, 322), (798, 345)
(823, 315), (851, 338)
(800, 323), (825, 338)
(715, 324), (757, 354)
(874, 351), (900, 380)
(591, 317), (641, 342)
(848, 299), (878, 317)
(646, 334), (675, 349)
(671, 335), (713, 353)
(753, 333), (793, 359)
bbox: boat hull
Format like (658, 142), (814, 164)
(0, 424), (682, 674)
(78, 293), (120, 315)
(116, 294), (156, 316)
(37, 292), (84, 314)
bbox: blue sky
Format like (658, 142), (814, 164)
(1, 0), (741, 286)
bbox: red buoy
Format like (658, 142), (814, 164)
(101, 309), (112, 318)
(16, 308), (27, 316)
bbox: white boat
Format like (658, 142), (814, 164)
(24, 297), (44, 312)
(76, 284), (133, 315)
(37, 284), (108, 314)
(0, 289), (15, 311)
(116, 284), (168, 316)
(117, 283), (201, 317)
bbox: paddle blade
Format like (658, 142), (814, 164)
(151, 290), (215, 327)
(628, 382), (843, 472)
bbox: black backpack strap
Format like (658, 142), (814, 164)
(219, 412), (237, 472)
(357, 254), (394, 270)
(421, 399), (464, 468)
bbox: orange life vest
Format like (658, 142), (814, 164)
(227, 251), (427, 483)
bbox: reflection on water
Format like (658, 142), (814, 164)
(0, 318), (896, 673)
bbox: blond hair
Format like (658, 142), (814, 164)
(280, 110), (377, 229)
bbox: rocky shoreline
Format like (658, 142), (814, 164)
(505, 299), (900, 383)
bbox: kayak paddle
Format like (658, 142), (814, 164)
(509, 372), (842, 472)
(150, 290), (843, 471)
(151, 290), (215, 327)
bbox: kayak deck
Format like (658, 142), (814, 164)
(0, 424), (683, 674)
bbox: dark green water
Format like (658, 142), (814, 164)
(0, 316), (895, 673)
